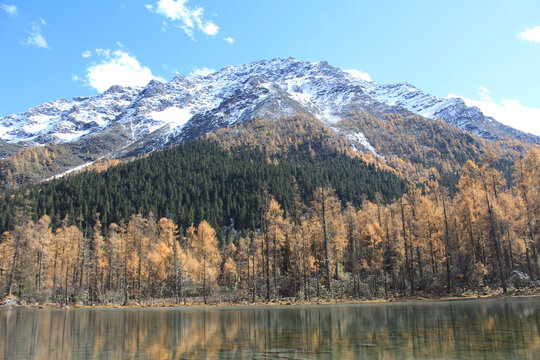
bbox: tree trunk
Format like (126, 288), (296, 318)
(203, 255), (207, 304)
(273, 235), (278, 298)
(6, 232), (21, 297)
(483, 179), (507, 293)
(123, 242), (128, 306)
(64, 262), (69, 306)
(400, 199), (414, 296)
(137, 249), (142, 302)
(52, 244), (59, 293)
(252, 248), (256, 303)
(265, 233), (270, 301)
(321, 190), (332, 295)
(173, 239), (179, 304)
(37, 251), (43, 292)
(301, 226), (309, 301)
(442, 195), (452, 295)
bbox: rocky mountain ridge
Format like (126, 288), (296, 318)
(0, 58), (537, 177)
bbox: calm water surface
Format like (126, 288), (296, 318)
(1, 297), (539, 359)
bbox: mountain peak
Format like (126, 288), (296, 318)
(0, 57), (537, 153)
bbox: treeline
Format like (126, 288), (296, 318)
(0, 139), (406, 238)
(1, 149), (537, 304)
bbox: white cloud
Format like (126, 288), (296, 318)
(147, 0), (219, 38)
(0, 4), (17, 17)
(201, 21), (218, 36)
(71, 74), (83, 82)
(449, 87), (540, 136)
(39, 18), (47, 25)
(85, 49), (163, 92)
(189, 66), (215, 77)
(344, 69), (372, 82)
(21, 24), (49, 49)
(163, 64), (180, 75)
(517, 26), (540, 43)
(82, 50), (92, 58)
(224, 37), (235, 44)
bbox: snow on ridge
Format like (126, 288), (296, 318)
(0, 86), (141, 144)
(0, 57), (445, 146)
(364, 81), (454, 119)
(1, 57), (532, 152)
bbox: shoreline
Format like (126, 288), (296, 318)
(2, 290), (539, 310)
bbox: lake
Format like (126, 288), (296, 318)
(1, 297), (538, 359)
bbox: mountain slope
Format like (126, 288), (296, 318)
(0, 136), (407, 236)
(0, 58), (537, 185)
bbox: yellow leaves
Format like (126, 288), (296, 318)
(81, 158), (121, 174)
(2, 142), (537, 302)
(147, 250), (163, 270)
(209, 114), (352, 158)
(461, 160), (480, 185)
(184, 254), (202, 281)
(513, 148), (540, 223)
(190, 221), (220, 262)
(222, 242), (237, 260)
(310, 187), (347, 279)
(187, 220), (221, 287)
(222, 257), (238, 287)
(186, 224), (196, 240)
(158, 217), (178, 249)
(265, 198), (288, 249)
(0, 232), (15, 270)
(148, 217), (181, 285)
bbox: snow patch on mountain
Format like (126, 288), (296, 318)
(149, 106), (193, 130)
(347, 132), (382, 158)
(46, 161), (95, 181)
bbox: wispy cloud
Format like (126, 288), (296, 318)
(224, 37), (235, 44)
(448, 87), (540, 136)
(189, 66), (215, 77)
(517, 26), (540, 43)
(344, 69), (372, 82)
(163, 64), (180, 76)
(0, 4), (17, 17)
(21, 22), (50, 49)
(82, 50), (92, 58)
(81, 49), (163, 92)
(146, 0), (219, 39)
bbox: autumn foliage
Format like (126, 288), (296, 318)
(0, 149), (537, 305)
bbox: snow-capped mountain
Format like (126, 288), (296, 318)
(0, 58), (537, 161)
(0, 86), (140, 144)
(361, 81), (529, 141)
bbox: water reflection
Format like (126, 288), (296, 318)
(1, 298), (539, 359)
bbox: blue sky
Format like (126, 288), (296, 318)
(1, 0), (539, 135)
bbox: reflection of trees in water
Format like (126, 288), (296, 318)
(1, 299), (539, 359)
